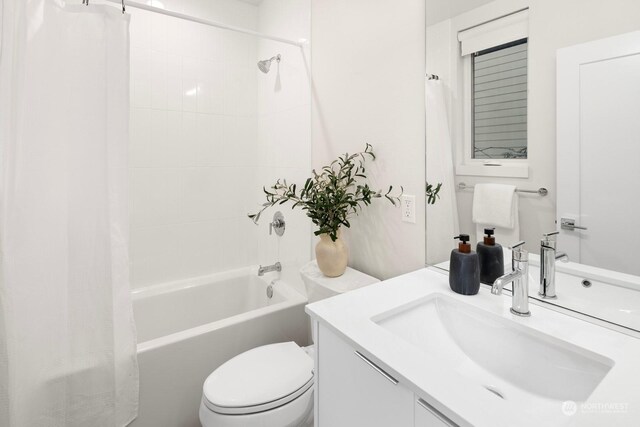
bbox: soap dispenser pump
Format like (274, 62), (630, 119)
(449, 234), (480, 295)
(477, 228), (505, 284)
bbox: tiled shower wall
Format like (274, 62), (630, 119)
(128, 0), (311, 290)
(255, 0), (312, 292)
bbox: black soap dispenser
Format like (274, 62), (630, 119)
(477, 228), (505, 285)
(449, 234), (480, 295)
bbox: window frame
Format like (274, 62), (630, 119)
(454, 8), (530, 178)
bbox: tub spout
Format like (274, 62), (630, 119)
(258, 262), (281, 276)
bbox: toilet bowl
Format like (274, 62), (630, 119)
(199, 261), (379, 427)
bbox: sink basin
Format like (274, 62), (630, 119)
(525, 268), (640, 333)
(436, 247), (640, 333)
(373, 294), (613, 405)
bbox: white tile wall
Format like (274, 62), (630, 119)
(128, 0), (311, 289)
(255, 0), (312, 295)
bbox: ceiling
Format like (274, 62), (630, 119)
(426, 0), (496, 26)
(236, 0), (497, 26)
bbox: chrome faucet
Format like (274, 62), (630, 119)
(539, 231), (569, 299)
(492, 241), (530, 317)
(258, 262), (281, 276)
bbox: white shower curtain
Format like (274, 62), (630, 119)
(0, 1), (138, 426)
(425, 79), (460, 265)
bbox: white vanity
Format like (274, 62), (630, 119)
(306, 268), (640, 427)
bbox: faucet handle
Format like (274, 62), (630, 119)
(509, 241), (526, 251)
(509, 241), (528, 262)
(542, 231), (560, 248)
(269, 211), (286, 236)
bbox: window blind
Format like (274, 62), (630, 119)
(473, 40), (528, 159)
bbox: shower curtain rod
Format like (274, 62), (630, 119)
(102, 0), (307, 47)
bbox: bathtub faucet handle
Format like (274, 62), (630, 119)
(269, 211), (286, 236)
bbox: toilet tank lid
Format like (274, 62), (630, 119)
(203, 342), (313, 410)
(300, 260), (380, 293)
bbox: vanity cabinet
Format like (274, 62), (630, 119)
(316, 323), (458, 427)
(316, 323), (414, 427)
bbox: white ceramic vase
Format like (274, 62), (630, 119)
(315, 230), (348, 277)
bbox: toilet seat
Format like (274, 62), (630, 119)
(199, 385), (314, 427)
(202, 342), (314, 415)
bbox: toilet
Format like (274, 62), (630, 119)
(199, 260), (379, 427)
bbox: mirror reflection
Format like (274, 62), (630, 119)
(425, 0), (640, 332)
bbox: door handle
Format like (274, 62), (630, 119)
(561, 218), (588, 231)
(354, 351), (399, 385)
(417, 398), (458, 426)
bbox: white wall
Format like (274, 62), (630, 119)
(128, 0), (311, 290)
(311, 0), (426, 280)
(425, 0), (495, 26)
(426, 0), (640, 261)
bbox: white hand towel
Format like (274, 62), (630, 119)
(472, 184), (520, 244)
(472, 184), (517, 228)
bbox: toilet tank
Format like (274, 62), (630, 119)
(299, 261), (380, 304)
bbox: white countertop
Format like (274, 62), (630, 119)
(306, 268), (640, 427)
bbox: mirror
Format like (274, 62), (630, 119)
(425, 0), (640, 332)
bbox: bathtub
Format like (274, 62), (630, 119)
(128, 267), (310, 427)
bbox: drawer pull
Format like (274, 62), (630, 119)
(417, 398), (457, 426)
(354, 351), (399, 385)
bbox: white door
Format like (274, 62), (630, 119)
(557, 31), (640, 275)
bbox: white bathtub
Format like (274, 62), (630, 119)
(129, 268), (310, 427)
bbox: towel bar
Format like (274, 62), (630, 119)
(457, 182), (548, 197)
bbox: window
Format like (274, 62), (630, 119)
(455, 9), (530, 177)
(472, 39), (528, 159)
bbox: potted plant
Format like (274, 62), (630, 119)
(249, 144), (442, 277)
(248, 144), (402, 277)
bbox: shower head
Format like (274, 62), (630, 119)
(258, 54), (281, 73)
